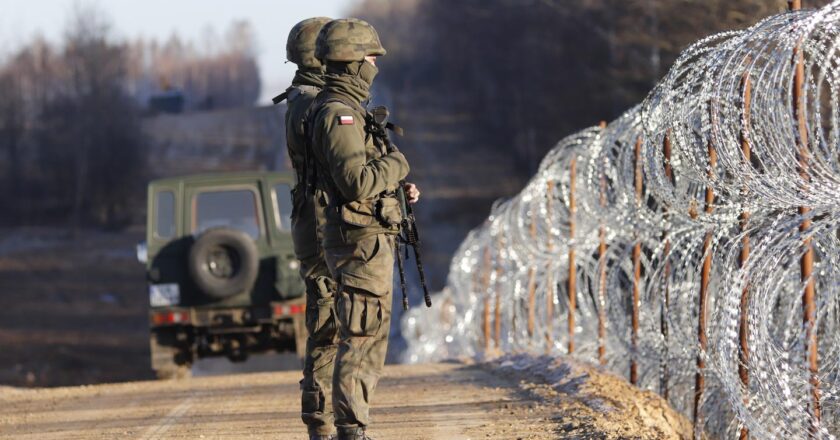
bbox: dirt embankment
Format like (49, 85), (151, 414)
(488, 354), (693, 439)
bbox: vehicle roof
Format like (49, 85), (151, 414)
(150, 170), (294, 188)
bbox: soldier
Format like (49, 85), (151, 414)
(307, 18), (420, 440)
(276, 17), (340, 440)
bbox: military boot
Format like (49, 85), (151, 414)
(337, 427), (374, 440)
(309, 434), (335, 440)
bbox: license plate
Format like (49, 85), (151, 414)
(149, 283), (180, 307)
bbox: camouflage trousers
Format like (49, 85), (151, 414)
(295, 190), (340, 437)
(325, 233), (395, 430)
(299, 252), (339, 436)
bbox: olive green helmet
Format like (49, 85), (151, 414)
(286, 17), (332, 68)
(315, 18), (386, 63)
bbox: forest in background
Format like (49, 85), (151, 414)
(353, 0), (833, 176)
(0, 6), (261, 229)
(1, 0), (833, 229)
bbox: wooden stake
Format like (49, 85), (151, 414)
(693, 109), (718, 437)
(631, 136), (643, 385)
(494, 276), (502, 350)
(597, 120), (608, 366)
(527, 214), (538, 340)
(738, 71), (752, 440)
(661, 131), (673, 399)
(527, 266), (537, 339)
(546, 180), (556, 352)
(790, 0), (821, 430)
(493, 238), (503, 350)
(568, 156), (577, 354)
(481, 247), (492, 352)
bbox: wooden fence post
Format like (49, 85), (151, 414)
(738, 70), (752, 440)
(546, 180), (556, 352)
(568, 156), (577, 354)
(790, 2), (821, 433)
(661, 131), (673, 399)
(693, 105), (718, 437)
(631, 136), (643, 385)
(597, 120), (608, 366)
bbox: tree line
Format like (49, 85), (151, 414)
(0, 7), (261, 229)
(354, 0), (832, 176)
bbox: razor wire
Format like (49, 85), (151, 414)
(403, 2), (840, 439)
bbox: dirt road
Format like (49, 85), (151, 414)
(1, 363), (558, 440)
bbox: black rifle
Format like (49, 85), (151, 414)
(369, 106), (432, 310)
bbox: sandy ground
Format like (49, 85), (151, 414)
(0, 363), (560, 440)
(0, 358), (694, 440)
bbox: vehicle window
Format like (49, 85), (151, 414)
(194, 189), (260, 239)
(275, 184), (293, 231)
(155, 191), (175, 239)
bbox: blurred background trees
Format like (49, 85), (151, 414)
(0, 7), (262, 229)
(1, 0), (833, 229)
(353, 0), (833, 176)
(125, 20), (261, 111)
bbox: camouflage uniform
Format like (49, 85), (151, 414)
(280, 17), (340, 439)
(308, 19), (409, 440)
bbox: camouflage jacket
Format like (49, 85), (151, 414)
(309, 72), (409, 248)
(281, 68), (328, 261)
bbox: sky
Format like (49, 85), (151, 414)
(0, 0), (360, 104)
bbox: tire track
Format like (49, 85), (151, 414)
(137, 396), (196, 440)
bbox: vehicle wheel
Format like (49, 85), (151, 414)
(155, 364), (192, 380)
(189, 227), (259, 299)
(150, 329), (193, 380)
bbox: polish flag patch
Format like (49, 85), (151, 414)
(338, 115), (354, 125)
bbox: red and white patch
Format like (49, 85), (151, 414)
(338, 115), (355, 125)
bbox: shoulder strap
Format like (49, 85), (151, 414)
(271, 91), (288, 105)
(273, 84), (321, 105)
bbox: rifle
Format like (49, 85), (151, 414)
(369, 106), (432, 311)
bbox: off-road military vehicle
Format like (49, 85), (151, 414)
(137, 172), (306, 379)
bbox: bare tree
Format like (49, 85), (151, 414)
(35, 4), (146, 230)
(124, 20), (261, 111)
(355, 0), (835, 175)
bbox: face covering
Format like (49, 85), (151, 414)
(358, 59), (379, 88)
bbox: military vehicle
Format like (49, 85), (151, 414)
(137, 172), (306, 379)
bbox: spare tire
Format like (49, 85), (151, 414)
(188, 227), (259, 299)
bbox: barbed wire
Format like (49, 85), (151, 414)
(403, 2), (840, 438)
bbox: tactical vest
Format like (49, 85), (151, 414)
(276, 84), (321, 188)
(304, 92), (403, 246)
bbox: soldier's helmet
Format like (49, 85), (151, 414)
(286, 17), (332, 68)
(315, 18), (386, 63)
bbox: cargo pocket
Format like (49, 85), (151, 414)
(304, 276), (337, 337)
(336, 235), (394, 297)
(375, 197), (402, 226)
(305, 297), (336, 337)
(337, 290), (383, 337)
(301, 388), (324, 415)
(340, 200), (377, 227)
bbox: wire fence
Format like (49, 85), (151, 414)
(403, 2), (840, 438)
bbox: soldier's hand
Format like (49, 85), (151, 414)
(405, 182), (420, 204)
